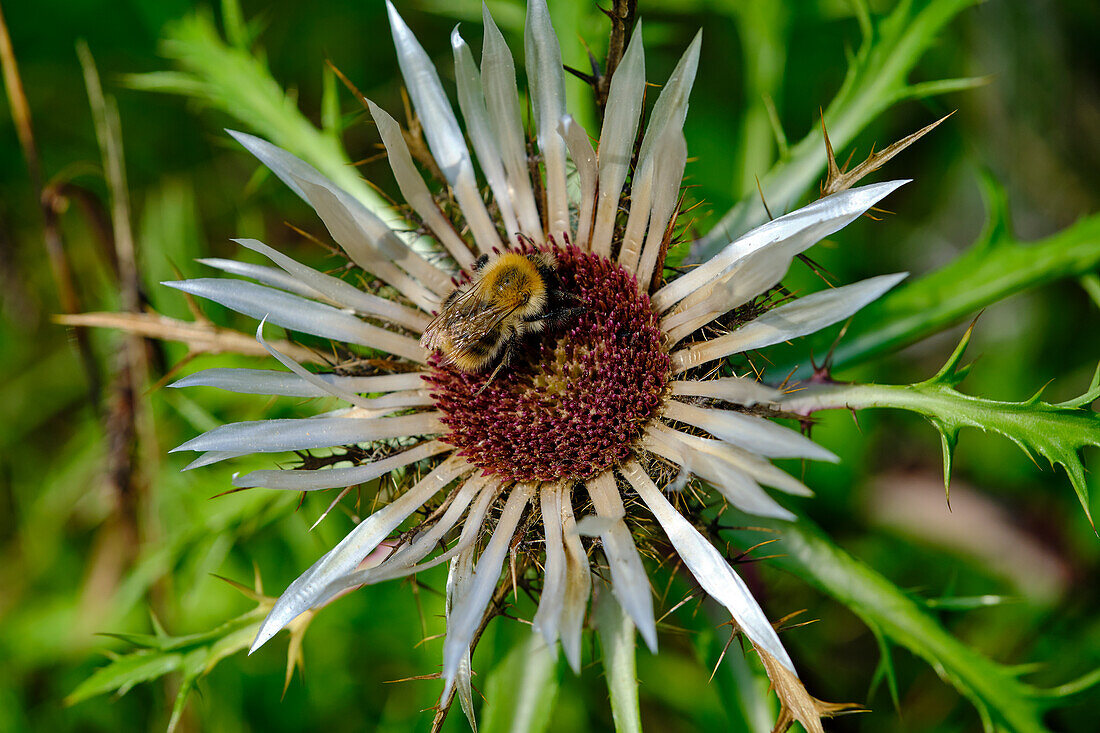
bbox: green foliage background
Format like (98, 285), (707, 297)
(1, 0), (1098, 731)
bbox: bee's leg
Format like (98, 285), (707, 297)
(472, 253), (490, 272)
(548, 288), (583, 303)
(474, 330), (519, 397)
(524, 306), (585, 326)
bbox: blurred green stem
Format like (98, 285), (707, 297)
(729, 2), (789, 199)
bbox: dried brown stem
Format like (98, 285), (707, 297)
(820, 111), (954, 197)
(0, 1), (101, 406)
(55, 312), (325, 364)
(597, 0), (637, 115)
(79, 43), (157, 561)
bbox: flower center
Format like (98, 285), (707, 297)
(426, 246), (670, 481)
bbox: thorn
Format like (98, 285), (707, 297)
(796, 252), (837, 287)
(777, 365), (800, 391)
(384, 672), (442, 684)
(209, 486), (251, 499)
(841, 147), (857, 173)
(563, 64), (597, 85)
(814, 317), (853, 380)
(756, 175), (774, 221)
(709, 623), (741, 683)
(730, 538), (781, 564)
(820, 109), (841, 194)
(325, 59), (371, 111)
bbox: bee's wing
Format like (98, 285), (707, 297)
(421, 285), (480, 350)
(421, 281), (520, 359)
(419, 311), (451, 351)
(449, 303), (522, 351)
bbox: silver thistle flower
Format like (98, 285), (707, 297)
(167, 1), (907, 729)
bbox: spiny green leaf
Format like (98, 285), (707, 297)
(866, 622), (901, 713)
(167, 649), (208, 733)
(928, 319), (978, 387)
(1079, 273), (1100, 309)
(782, 335), (1100, 529)
(320, 64), (341, 142)
(97, 632), (168, 650)
(67, 650), (185, 705)
(1036, 666), (1100, 700)
(1056, 364), (1100, 410)
(219, 0), (253, 50)
(69, 604), (267, 713)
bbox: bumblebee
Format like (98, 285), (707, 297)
(421, 250), (580, 379)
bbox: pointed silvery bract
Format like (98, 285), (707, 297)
(233, 238), (430, 332)
(559, 115), (597, 248)
(249, 456), (472, 654)
(368, 474), (490, 574)
(591, 22), (646, 256)
(385, 2), (502, 254)
(670, 376), (782, 407)
(171, 412), (442, 455)
(524, 0), (569, 240)
(532, 483), (568, 650)
(664, 400), (838, 462)
(481, 3), (541, 242)
(622, 462), (797, 673)
(637, 31), (701, 171)
(314, 475), (504, 601)
(558, 491), (590, 672)
(182, 451), (247, 471)
(172, 368), (425, 398)
(652, 180), (909, 312)
(385, 1), (470, 185)
(441, 482), (535, 699)
(452, 26), (521, 246)
(655, 423), (812, 496)
(197, 257), (324, 301)
(366, 100), (477, 270)
(617, 152), (655, 270)
(661, 248), (791, 345)
(446, 549), (479, 731)
(253, 318), (383, 409)
(233, 441), (449, 491)
(228, 130), (450, 308)
(635, 128), (687, 284)
(671, 272), (908, 373)
(642, 426), (797, 520)
(161, 278), (425, 361)
(585, 472), (658, 652)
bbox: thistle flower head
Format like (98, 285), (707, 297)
(167, 1), (908, 729)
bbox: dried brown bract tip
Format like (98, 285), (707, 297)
(820, 109), (955, 197)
